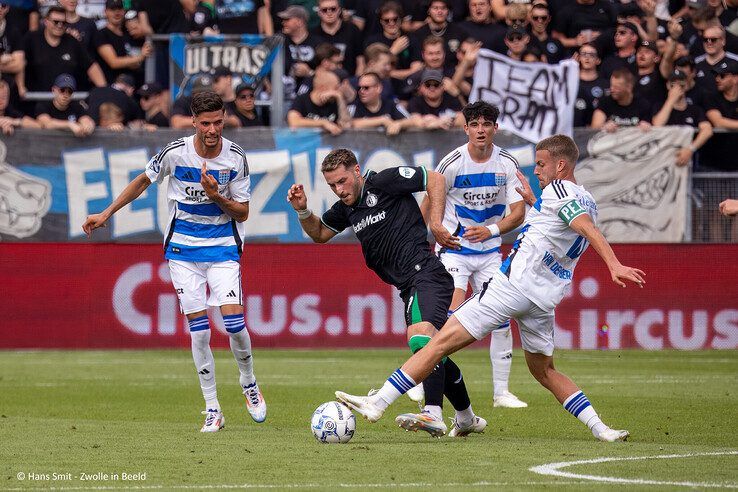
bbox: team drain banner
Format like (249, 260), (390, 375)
(0, 127), (688, 243)
(168, 34), (282, 100)
(1, 243), (736, 349)
(470, 49), (579, 143)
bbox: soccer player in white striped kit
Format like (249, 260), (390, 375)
(337, 134), (645, 441)
(422, 101), (528, 408)
(83, 91), (266, 432)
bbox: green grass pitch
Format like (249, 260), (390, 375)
(1, 349), (736, 490)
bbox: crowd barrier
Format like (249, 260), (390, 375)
(1, 243), (736, 350)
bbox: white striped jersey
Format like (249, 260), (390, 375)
(500, 179), (597, 311)
(144, 135), (251, 263)
(435, 143), (523, 256)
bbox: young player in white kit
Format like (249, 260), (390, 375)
(82, 92), (266, 432)
(423, 101), (527, 408)
(337, 134), (646, 441)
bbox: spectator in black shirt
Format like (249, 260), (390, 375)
(552, 0), (617, 50)
(226, 82), (264, 127)
(458, 0), (507, 53)
(349, 71), (419, 134)
(60, 0), (97, 55)
(0, 79), (40, 135)
(171, 73), (214, 128)
(355, 43), (397, 101)
(706, 58), (738, 128)
(574, 44), (607, 126)
(280, 5), (321, 84)
(694, 25), (738, 93)
(133, 0), (188, 34)
(137, 82), (169, 128)
(410, 0), (467, 70)
(362, 2), (413, 76)
(95, 0), (153, 86)
(528, 3), (566, 64)
(591, 67), (652, 131)
(634, 40), (668, 106)
(0, 3), (25, 90)
(21, 6), (106, 94)
(653, 69), (713, 166)
(215, 0), (272, 35)
(451, 38), (482, 100)
(287, 70), (351, 134)
(674, 56), (710, 108)
(408, 68), (463, 128)
(600, 21), (639, 78)
(402, 36), (455, 100)
(86, 73), (143, 126)
(35, 73), (95, 137)
(312, 0), (361, 75)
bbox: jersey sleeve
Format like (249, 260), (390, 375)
(144, 143), (176, 184)
(321, 200), (350, 233)
(435, 150), (460, 190)
(542, 181), (589, 226)
(371, 166), (427, 195)
(504, 158), (523, 205)
(229, 153), (251, 203)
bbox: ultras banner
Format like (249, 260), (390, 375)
(0, 127), (691, 243)
(0, 243), (735, 349)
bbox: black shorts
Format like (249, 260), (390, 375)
(399, 263), (454, 331)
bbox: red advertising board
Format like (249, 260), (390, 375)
(1, 244), (736, 350)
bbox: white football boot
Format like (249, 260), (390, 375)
(335, 391), (385, 422)
(448, 415), (487, 438)
(200, 409), (225, 432)
(493, 391), (528, 408)
(395, 411), (447, 437)
(243, 382), (267, 423)
(594, 427), (630, 442)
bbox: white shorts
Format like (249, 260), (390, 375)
(439, 252), (502, 292)
(454, 273), (555, 356)
(168, 260), (242, 315)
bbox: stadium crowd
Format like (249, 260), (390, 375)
(1, 0), (738, 169)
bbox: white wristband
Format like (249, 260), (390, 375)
(296, 208), (312, 220)
(486, 224), (500, 237)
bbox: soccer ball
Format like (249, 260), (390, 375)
(311, 401), (356, 444)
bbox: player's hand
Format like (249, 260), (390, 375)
(200, 162), (220, 199)
(462, 225), (492, 243)
(287, 184), (308, 210)
(430, 222), (460, 250)
(515, 170), (536, 206)
(82, 213), (108, 237)
(610, 263), (646, 288)
(719, 198), (738, 216)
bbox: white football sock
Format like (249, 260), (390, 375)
(491, 325), (513, 397)
(423, 404), (443, 420)
(190, 327), (219, 410)
(562, 390), (607, 436)
(455, 405), (475, 427)
(228, 325), (256, 388)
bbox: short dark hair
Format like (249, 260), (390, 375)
(536, 134), (579, 164)
(422, 35), (444, 50)
(315, 43), (341, 65)
(379, 0), (404, 17)
(611, 67), (635, 87)
(321, 148), (358, 172)
(462, 101), (500, 124)
(190, 91), (224, 116)
(359, 71), (382, 85)
(46, 6), (66, 17)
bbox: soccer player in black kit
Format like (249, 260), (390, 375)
(287, 149), (487, 437)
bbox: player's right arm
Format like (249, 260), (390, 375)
(287, 184), (338, 243)
(569, 213), (646, 289)
(82, 172), (152, 236)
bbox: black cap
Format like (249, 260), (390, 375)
(137, 82), (163, 96)
(675, 55), (695, 68)
(618, 21), (640, 36)
(638, 40), (658, 54)
(211, 66), (232, 79)
(105, 0), (124, 9)
(506, 24), (528, 39)
(53, 73), (76, 90)
(711, 59), (738, 75)
(235, 82), (256, 95)
(114, 73), (135, 87)
(668, 69), (687, 82)
(191, 74), (214, 93)
(420, 68), (443, 84)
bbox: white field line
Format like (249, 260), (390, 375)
(1, 480), (588, 491)
(530, 450), (738, 488)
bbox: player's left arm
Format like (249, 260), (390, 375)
(201, 162), (249, 222)
(569, 213), (646, 288)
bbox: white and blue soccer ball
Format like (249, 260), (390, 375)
(311, 401), (356, 444)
